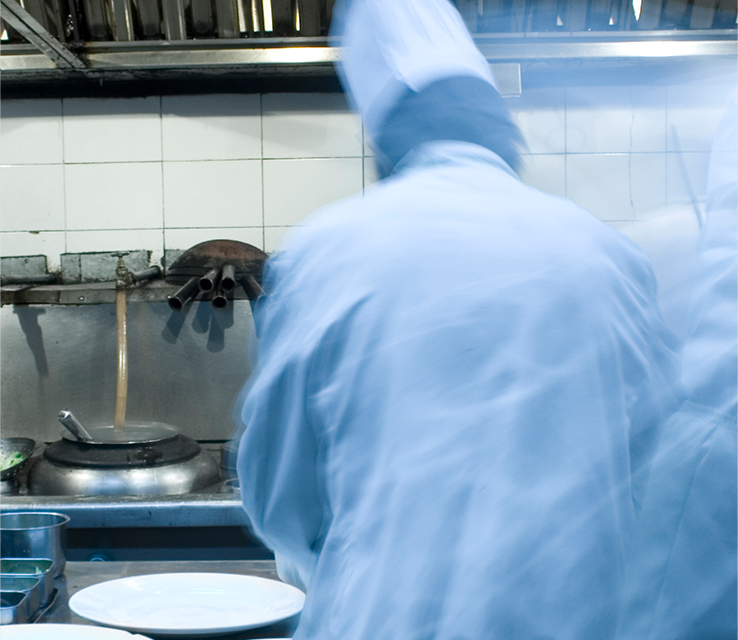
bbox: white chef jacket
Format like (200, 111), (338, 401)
(237, 0), (681, 637)
(237, 138), (680, 639)
(682, 93), (738, 419)
(616, 94), (737, 640)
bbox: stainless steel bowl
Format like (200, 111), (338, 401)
(0, 559), (55, 605)
(0, 591), (29, 625)
(0, 513), (69, 577)
(0, 576), (41, 622)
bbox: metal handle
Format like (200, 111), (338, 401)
(58, 410), (93, 442)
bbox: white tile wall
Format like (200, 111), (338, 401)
(566, 85), (666, 153)
(263, 157), (363, 226)
(0, 68), (734, 269)
(163, 160), (262, 228)
(0, 93), (366, 264)
(162, 94), (261, 161)
(566, 152), (667, 222)
(0, 99), (64, 165)
(165, 227), (264, 252)
(667, 83), (735, 153)
(66, 229), (164, 259)
(0, 164), (66, 231)
(507, 87), (566, 154)
(264, 226), (297, 253)
(63, 97), (162, 163)
(0, 232), (66, 269)
(64, 162), (163, 230)
(262, 93), (362, 159)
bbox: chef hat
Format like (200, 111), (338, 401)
(330, 0), (522, 177)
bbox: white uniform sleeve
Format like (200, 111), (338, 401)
(236, 256), (328, 592)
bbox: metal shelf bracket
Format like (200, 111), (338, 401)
(0, 0), (87, 69)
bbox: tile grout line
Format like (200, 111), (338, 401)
(58, 158), (266, 165)
(33, 151), (685, 165)
(260, 93), (266, 252)
(55, 227), (188, 232)
(361, 116), (366, 195)
(628, 86), (635, 222)
(664, 85), (669, 211)
(563, 86), (568, 199)
(60, 97), (69, 259)
(160, 95), (166, 267)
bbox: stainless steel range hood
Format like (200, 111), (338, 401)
(0, 0), (735, 87)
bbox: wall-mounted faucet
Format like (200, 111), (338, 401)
(113, 252), (162, 290)
(113, 252), (133, 290)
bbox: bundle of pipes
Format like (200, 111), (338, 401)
(167, 264), (262, 312)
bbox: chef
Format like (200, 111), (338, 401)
(616, 94), (737, 640)
(236, 0), (680, 638)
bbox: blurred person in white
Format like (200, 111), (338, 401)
(617, 94), (737, 640)
(235, 0), (680, 638)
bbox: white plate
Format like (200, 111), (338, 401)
(68, 572), (305, 637)
(1, 625), (152, 639)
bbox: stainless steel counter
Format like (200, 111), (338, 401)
(0, 485), (269, 562)
(38, 560), (297, 638)
(0, 491), (246, 528)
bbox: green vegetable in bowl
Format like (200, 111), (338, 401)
(0, 451), (25, 471)
(0, 559), (52, 575)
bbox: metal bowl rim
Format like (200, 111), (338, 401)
(0, 557), (55, 572)
(60, 422), (179, 445)
(0, 512), (71, 530)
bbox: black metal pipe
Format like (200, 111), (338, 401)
(130, 265), (162, 284)
(198, 267), (220, 292)
(1, 273), (59, 286)
(168, 277), (199, 312)
(220, 264), (236, 291)
(239, 274), (263, 301)
(211, 282), (229, 310)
